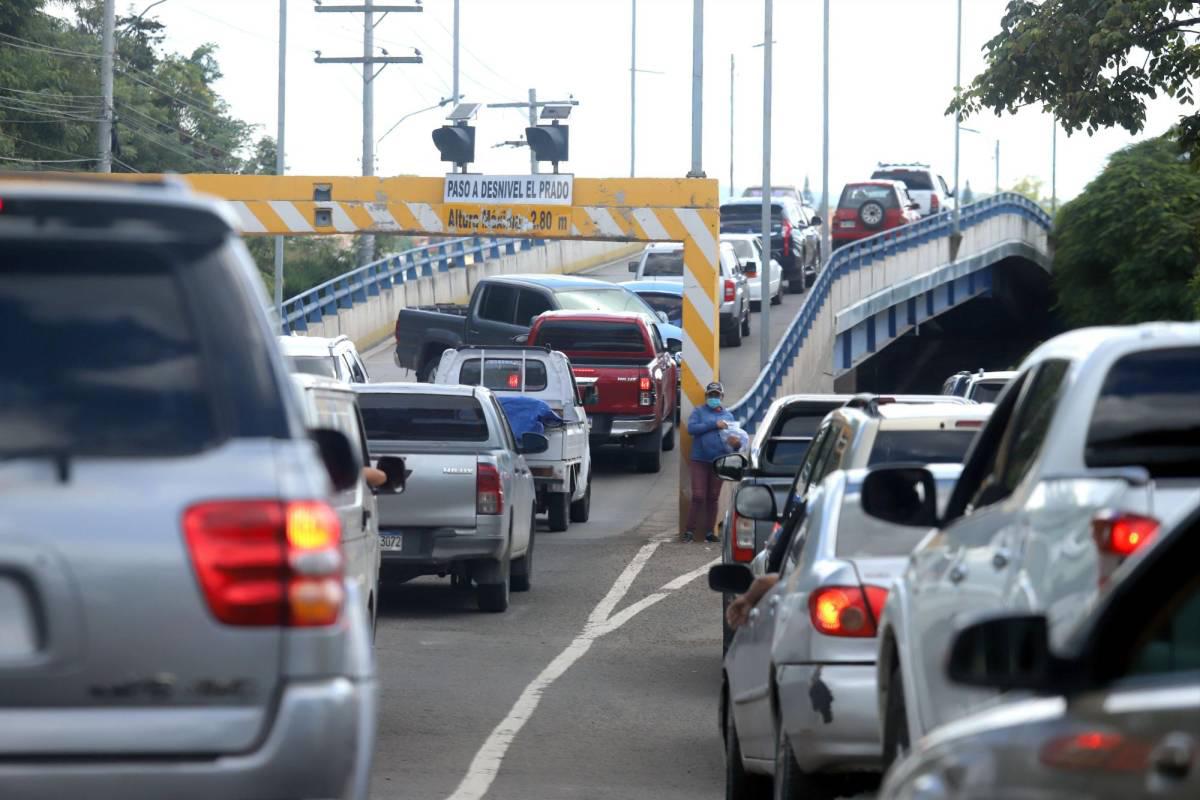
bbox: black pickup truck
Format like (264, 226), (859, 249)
(394, 273), (682, 381)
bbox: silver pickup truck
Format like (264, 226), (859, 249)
(355, 382), (545, 613)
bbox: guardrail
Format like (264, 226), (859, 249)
(281, 236), (548, 333)
(728, 193), (1053, 433)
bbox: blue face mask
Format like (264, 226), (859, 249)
(706, 397), (722, 409)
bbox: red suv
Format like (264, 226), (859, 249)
(831, 180), (921, 250)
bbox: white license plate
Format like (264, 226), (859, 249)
(839, 221), (855, 228)
(380, 535), (404, 551)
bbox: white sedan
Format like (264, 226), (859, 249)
(721, 233), (782, 307)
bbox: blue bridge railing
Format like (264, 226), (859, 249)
(728, 193), (1053, 434)
(281, 235), (548, 333)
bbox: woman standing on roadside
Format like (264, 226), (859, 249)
(682, 382), (747, 543)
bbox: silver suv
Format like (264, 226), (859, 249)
(0, 179), (394, 798)
(870, 162), (955, 217)
(280, 333), (371, 383)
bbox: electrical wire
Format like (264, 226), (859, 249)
(0, 32), (100, 60)
(115, 101), (242, 162)
(0, 131), (94, 160)
(112, 155), (143, 173)
(0, 154), (93, 164)
(117, 69), (232, 124)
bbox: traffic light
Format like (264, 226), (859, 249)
(524, 124), (569, 173)
(432, 124), (476, 170)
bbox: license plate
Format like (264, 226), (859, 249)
(380, 534), (404, 551)
(839, 221), (855, 228)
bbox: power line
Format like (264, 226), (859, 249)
(0, 31), (100, 60)
(0, 131), (94, 160)
(117, 68), (231, 124)
(112, 155), (142, 173)
(114, 100), (243, 161)
(117, 114), (230, 170)
(0, 154), (93, 164)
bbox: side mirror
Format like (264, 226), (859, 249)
(734, 483), (777, 521)
(518, 432), (550, 455)
(946, 613), (1065, 692)
(374, 455), (410, 493)
(656, 310), (670, 324)
(810, 215), (823, 226)
(713, 452), (747, 482)
(579, 383), (599, 406)
(512, 334), (528, 344)
(742, 260), (758, 272)
(860, 465), (938, 527)
(628, 261), (640, 273)
(708, 563), (754, 594)
(312, 428), (359, 492)
(909, 202), (921, 210)
(667, 338), (682, 354)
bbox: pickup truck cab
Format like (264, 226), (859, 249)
(527, 311), (677, 473)
(435, 346), (593, 532)
(355, 382), (547, 613)
(393, 273), (682, 381)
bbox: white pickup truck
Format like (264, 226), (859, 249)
(436, 346), (593, 531)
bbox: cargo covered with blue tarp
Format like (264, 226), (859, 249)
(496, 394), (564, 439)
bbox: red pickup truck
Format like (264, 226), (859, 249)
(526, 311), (677, 473)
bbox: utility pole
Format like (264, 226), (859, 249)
(1050, 119), (1058, 214)
(821, 0), (830, 262)
(952, 0), (963, 250)
(314, 2), (423, 265)
(759, 0), (772, 369)
(97, 0), (115, 172)
(729, 53), (734, 195)
(275, 0), (287, 323)
(994, 139), (1000, 195)
(452, 0), (460, 102)
(687, 0), (704, 177)
(528, 88), (538, 174)
(630, 0), (636, 177)
(486, 93), (579, 173)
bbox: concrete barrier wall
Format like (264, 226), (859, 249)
(298, 240), (643, 349)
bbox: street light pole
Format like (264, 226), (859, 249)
(630, 0), (636, 177)
(274, 0), (287, 323)
(729, 52), (734, 195)
(760, 0), (772, 368)
(821, 0), (830, 262)
(994, 139), (1000, 195)
(952, 0), (962, 245)
(452, 0), (460, 102)
(97, 0), (115, 173)
(688, 0), (704, 177)
(1051, 119), (1058, 213)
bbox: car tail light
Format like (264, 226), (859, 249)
(730, 511), (756, 562)
(183, 499), (344, 627)
(639, 376), (652, 391)
(782, 218), (792, 249)
(507, 372), (520, 388)
(1092, 511), (1159, 557)
(930, 194), (940, 214)
(955, 419), (984, 428)
(477, 463), (504, 515)
(724, 279), (736, 302)
(809, 585), (888, 637)
(1040, 731), (1149, 772)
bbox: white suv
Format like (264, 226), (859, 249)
(870, 163), (955, 217)
(279, 334), (370, 383)
(863, 323), (1200, 768)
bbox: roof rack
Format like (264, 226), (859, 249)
(844, 393), (895, 416)
(453, 344), (552, 353)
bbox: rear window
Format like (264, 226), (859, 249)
(2, 256), (217, 456)
(870, 169), (934, 191)
(458, 358), (548, 391)
(290, 355), (338, 379)
(725, 239), (757, 262)
(534, 320), (647, 353)
(640, 251), (684, 277)
(968, 379), (1008, 404)
(867, 429), (978, 466)
(1086, 347), (1200, 477)
(838, 185), (899, 210)
(721, 203), (783, 220)
(359, 393), (489, 442)
(836, 477), (959, 558)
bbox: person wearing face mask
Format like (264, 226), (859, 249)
(682, 381), (742, 543)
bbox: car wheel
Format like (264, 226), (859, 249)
(569, 477), (591, 523)
(662, 422), (676, 452)
(741, 310), (751, 337)
(476, 560), (510, 613)
(774, 716), (829, 800)
(511, 515), (535, 592)
(547, 491), (570, 532)
(785, 275), (804, 294)
(770, 286), (782, 305)
(418, 354), (441, 383)
(750, 299), (762, 312)
(724, 689), (770, 800)
(882, 664), (911, 770)
(637, 428), (663, 473)
(727, 317), (743, 347)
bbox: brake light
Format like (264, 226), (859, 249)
(1040, 731), (1149, 772)
(782, 217), (792, 249)
(1092, 511), (1159, 557)
(183, 499), (344, 627)
(477, 463), (503, 515)
(507, 372), (520, 388)
(955, 419), (984, 428)
(730, 511), (756, 562)
(930, 194), (940, 214)
(809, 585), (888, 637)
(639, 376), (652, 391)
(724, 279), (736, 302)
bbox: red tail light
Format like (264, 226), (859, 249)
(639, 376), (652, 391)
(477, 462), (504, 515)
(930, 194), (940, 214)
(183, 500), (344, 627)
(955, 419), (984, 429)
(1040, 731), (1149, 772)
(809, 585), (888, 637)
(724, 279), (736, 302)
(782, 218), (792, 249)
(1092, 511), (1159, 557)
(730, 511), (756, 562)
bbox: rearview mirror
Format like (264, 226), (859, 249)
(708, 563), (754, 594)
(734, 484), (777, 521)
(312, 428), (359, 492)
(810, 215), (823, 226)
(512, 334), (528, 344)
(579, 383), (599, 406)
(860, 465), (938, 527)
(909, 202), (921, 210)
(518, 432), (550, 455)
(374, 455), (410, 494)
(667, 338), (682, 354)
(742, 260), (758, 272)
(713, 452), (747, 482)
(628, 261), (640, 273)
(946, 613), (1065, 692)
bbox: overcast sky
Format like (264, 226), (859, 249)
(132, 0), (1192, 203)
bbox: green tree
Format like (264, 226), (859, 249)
(1053, 135), (1200, 327)
(950, 2), (1200, 157)
(1009, 176), (1049, 206)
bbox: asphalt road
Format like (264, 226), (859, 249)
(364, 260), (815, 800)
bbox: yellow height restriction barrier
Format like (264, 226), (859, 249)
(94, 172), (720, 529)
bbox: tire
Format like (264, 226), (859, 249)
(570, 477), (591, 522)
(511, 516), (535, 592)
(547, 491), (570, 532)
(785, 275), (805, 294)
(882, 664), (911, 771)
(662, 422), (676, 452)
(770, 287), (782, 305)
(418, 354), (441, 383)
(859, 200), (885, 229)
(774, 718), (829, 800)
(476, 558), (510, 613)
(741, 310), (751, 337)
(724, 690), (770, 800)
(637, 428), (662, 473)
(727, 318), (743, 347)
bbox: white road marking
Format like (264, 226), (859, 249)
(443, 544), (715, 800)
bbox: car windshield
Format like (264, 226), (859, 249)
(290, 355), (339, 379)
(867, 429), (978, 466)
(871, 169), (934, 191)
(638, 251), (684, 278)
(838, 185), (899, 209)
(359, 393), (489, 441)
(555, 287), (654, 319)
(458, 358), (549, 392)
(635, 292), (683, 325)
(1086, 347), (1200, 477)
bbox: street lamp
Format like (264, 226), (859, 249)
(378, 95), (459, 145)
(728, 39), (776, 199)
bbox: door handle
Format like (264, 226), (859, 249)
(992, 549), (1010, 570)
(767, 595), (780, 615)
(748, 608), (760, 624)
(949, 565), (967, 584)
(1152, 733), (1196, 779)
(362, 508), (372, 528)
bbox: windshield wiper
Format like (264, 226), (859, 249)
(1, 448), (72, 483)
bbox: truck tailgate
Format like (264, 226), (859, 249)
(572, 364), (644, 415)
(374, 450), (478, 529)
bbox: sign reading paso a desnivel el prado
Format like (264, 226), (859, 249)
(443, 174), (574, 206)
